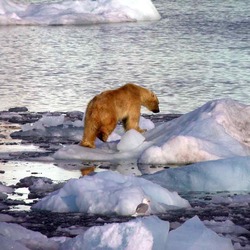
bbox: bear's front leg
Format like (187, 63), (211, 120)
(79, 140), (96, 148)
(122, 115), (146, 133)
(80, 124), (97, 148)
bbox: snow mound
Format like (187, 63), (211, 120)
(139, 98), (250, 164)
(61, 216), (169, 250)
(32, 171), (190, 215)
(166, 216), (234, 250)
(0, 0), (161, 26)
(117, 129), (145, 152)
(143, 156), (250, 192)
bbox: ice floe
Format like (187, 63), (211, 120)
(0, 215), (234, 250)
(143, 156), (250, 192)
(52, 99), (250, 165)
(32, 171), (190, 215)
(0, 0), (161, 26)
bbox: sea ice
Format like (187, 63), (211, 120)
(166, 216), (234, 250)
(32, 170), (190, 215)
(53, 99), (250, 165)
(0, 216), (237, 250)
(0, 0), (161, 25)
(0, 222), (59, 250)
(143, 156), (250, 192)
(211, 193), (250, 205)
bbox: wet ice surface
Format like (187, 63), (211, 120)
(0, 105), (250, 249)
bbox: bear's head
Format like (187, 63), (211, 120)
(142, 91), (160, 113)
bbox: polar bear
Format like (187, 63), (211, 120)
(80, 83), (159, 148)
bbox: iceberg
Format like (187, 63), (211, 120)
(32, 171), (190, 215)
(0, 0), (161, 26)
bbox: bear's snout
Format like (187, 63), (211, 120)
(152, 107), (160, 113)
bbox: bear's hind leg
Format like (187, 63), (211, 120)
(98, 120), (117, 142)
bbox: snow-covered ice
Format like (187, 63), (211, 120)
(139, 98), (250, 165)
(32, 170), (190, 215)
(0, 0), (161, 26)
(52, 99), (250, 165)
(61, 216), (169, 250)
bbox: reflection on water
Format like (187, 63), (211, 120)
(1, 161), (81, 186)
(0, 0), (249, 114)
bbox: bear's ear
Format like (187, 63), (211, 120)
(151, 92), (155, 98)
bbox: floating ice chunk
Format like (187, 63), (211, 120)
(166, 216), (234, 250)
(32, 171), (189, 215)
(39, 115), (65, 127)
(117, 129), (145, 152)
(143, 156), (250, 192)
(204, 219), (249, 235)
(0, 222), (59, 250)
(21, 114), (65, 131)
(60, 216), (169, 250)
